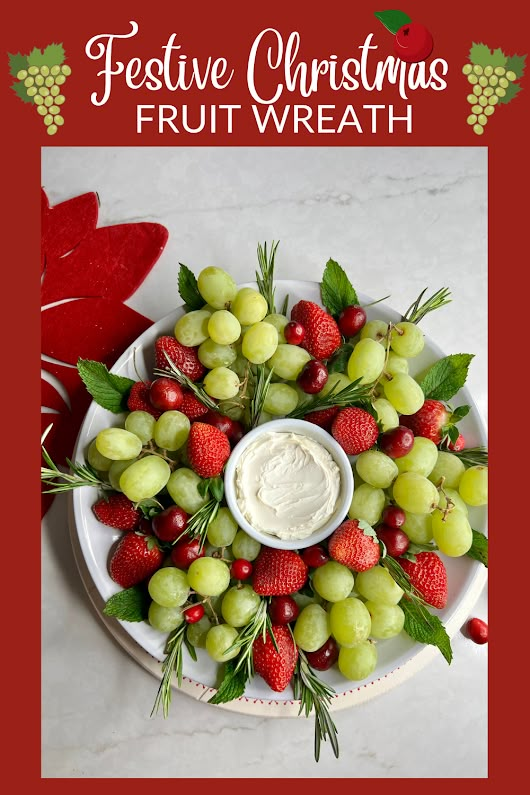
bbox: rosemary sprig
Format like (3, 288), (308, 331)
(247, 364), (274, 429)
(230, 599), (271, 679)
(293, 651), (339, 762)
(287, 378), (373, 419)
(448, 445), (488, 468)
(154, 353), (218, 411)
(402, 287), (452, 324)
(256, 240), (280, 314)
(41, 435), (111, 494)
(184, 498), (221, 551)
(382, 555), (429, 606)
(151, 623), (188, 718)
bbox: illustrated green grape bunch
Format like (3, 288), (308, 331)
(9, 43), (70, 136)
(462, 43), (526, 136)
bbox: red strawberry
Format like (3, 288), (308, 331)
(448, 433), (465, 452)
(179, 389), (210, 420)
(187, 422), (231, 478)
(109, 532), (164, 588)
(400, 400), (455, 445)
(331, 407), (379, 455)
(328, 519), (380, 572)
(398, 551), (448, 609)
(291, 300), (341, 360)
(304, 406), (339, 431)
(93, 493), (142, 531)
(252, 548), (308, 595)
(127, 381), (162, 418)
(155, 335), (205, 382)
(253, 624), (298, 692)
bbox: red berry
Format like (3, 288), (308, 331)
(284, 321), (305, 345)
(376, 526), (410, 558)
(467, 617), (488, 644)
(127, 381), (162, 419)
(202, 409), (235, 437)
(301, 545), (329, 568)
(231, 559), (253, 580)
(290, 300), (341, 360)
(381, 505), (406, 529)
(187, 422), (231, 478)
(394, 22), (434, 63)
(93, 493), (141, 531)
(268, 595), (300, 625)
(149, 377), (184, 411)
(297, 360), (329, 394)
(448, 433), (465, 452)
(379, 425), (415, 458)
(183, 603), (205, 624)
(305, 637), (339, 671)
(338, 305), (367, 337)
(332, 407), (379, 455)
(152, 505), (188, 542)
(228, 420), (244, 447)
(170, 535), (205, 568)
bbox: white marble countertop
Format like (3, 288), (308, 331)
(41, 146), (488, 778)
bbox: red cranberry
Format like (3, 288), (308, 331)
(381, 505), (406, 530)
(284, 321), (306, 346)
(268, 595), (300, 625)
(376, 526), (410, 558)
(467, 617), (488, 644)
(297, 360), (328, 394)
(149, 377), (184, 411)
(305, 637), (339, 671)
(231, 559), (253, 580)
(379, 425), (415, 458)
(152, 505), (188, 543)
(338, 305), (367, 337)
(394, 22), (434, 63)
(183, 603), (205, 624)
(170, 535), (205, 568)
(301, 545), (329, 568)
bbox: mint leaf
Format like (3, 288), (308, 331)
(77, 359), (135, 413)
(320, 259), (358, 317)
(103, 586), (149, 622)
(208, 659), (248, 704)
(178, 263), (204, 310)
(401, 599), (453, 664)
(466, 530), (488, 568)
(8, 52), (29, 77)
(450, 404), (470, 422)
(328, 343), (353, 374)
(419, 354), (474, 402)
(374, 9), (411, 34)
(469, 43), (507, 68)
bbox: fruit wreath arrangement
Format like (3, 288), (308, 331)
(42, 243), (488, 761)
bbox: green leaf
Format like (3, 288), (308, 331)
(328, 343), (353, 374)
(446, 425), (461, 444)
(11, 81), (33, 104)
(374, 9), (411, 34)
(466, 530), (488, 567)
(401, 599), (453, 664)
(77, 359), (135, 413)
(469, 43), (507, 68)
(208, 659), (248, 704)
(8, 52), (29, 77)
(103, 586), (149, 622)
(357, 519), (379, 542)
(43, 43), (65, 66)
(450, 404), (470, 422)
(505, 53), (526, 79)
(184, 634), (198, 661)
(320, 259), (358, 317)
(419, 354), (474, 402)
(498, 81), (522, 105)
(178, 263), (204, 310)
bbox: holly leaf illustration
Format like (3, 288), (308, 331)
(469, 43), (507, 68)
(374, 10), (411, 34)
(498, 81), (522, 104)
(8, 52), (28, 77)
(505, 53), (526, 79)
(11, 81), (33, 104)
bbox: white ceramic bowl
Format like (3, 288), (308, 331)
(224, 418), (354, 550)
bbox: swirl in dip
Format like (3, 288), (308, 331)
(234, 431), (341, 540)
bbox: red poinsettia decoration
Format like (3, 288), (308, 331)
(41, 189), (169, 516)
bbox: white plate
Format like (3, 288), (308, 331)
(70, 279), (488, 715)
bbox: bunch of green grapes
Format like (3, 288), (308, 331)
(462, 64), (517, 136)
(16, 63), (71, 137)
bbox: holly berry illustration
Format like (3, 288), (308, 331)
(9, 44), (71, 136)
(375, 10), (434, 64)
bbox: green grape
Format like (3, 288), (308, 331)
(472, 104), (482, 114)
(312, 561), (354, 603)
(347, 338), (386, 384)
(473, 64), (484, 75)
(207, 507), (238, 547)
(148, 567), (189, 607)
(472, 84), (482, 96)
(61, 64), (72, 75)
(38, 86), (50, 96)
(198, 339), (237, 369)
(50, 84), (60, 96)
(498, 77), (509, 88)
(458, 465), (488, 506)
(35, 74), (44, 86)
(44, 95), (54, 107)
(216, 399), (244, 421)
(467, 74), (478, 85)
(478, 76), (488, 87)
(462, 64), (472, 75)
(124, 410), (155, 444)
(208, 310), (241, 345)
(47, 123), (58, 136)
(26, 86), (37, 97)
(50, 65), (61, 76)
(242, 321), (278, 364)
(473, 124), (485, 136)
(484, 65), (493, 77)
(329, 597), (371, 647)
(355, 566), (404, 605)
(55, 74), (66, 85)
(321, 371), (351, 397)
(186, 614), (212, 647)
(267, 343), (311, 380)
(360, 319), (388, 344)
(467, 114), (478, 125)
(24, 76), (35, 87)
(174, 309), (212, 347)
(338, 640), (377, 681)
(17, 69), (28, 80)
(390, 322), (424, 358)
(108, 458), (137, 491)
(205, 624), (239, 662)
(293, 604), (331, 652)
(494, 66), (506, 76)
(34, 95), (44, 105)
(506, 70), (516, 81)
(438, 487), (468, 516)
(120, 456), (171, 501)
(386, 351), (409, 377)
(467, 94), (477, 104)
(45, 76), (55, 87)
(396, 437), (438, 477)
(44, 115), (54, 126)
(197, 266), (237, 309)
(393, 472), (439, 514)
(478, 95), (488, 106)
(187, 557), (231, 596)
(40, 65), (50, 77)
(28, 65), (39, 75)
(87, 438), (113, 472)
(54, 94), (65, 105)
(484, 105), (495, 116)
(488, 95), (499, 105)
(166, 467), (208, 513)
(221, 585), (261, 627)
(384, 374), (424, 415)
(365, 601), (404, 639)
(402, 511), (433, 544)
(372, 398), (399, 431)
(231, 530), (261, 561)
(348, 483), (385, 526)
(96, 427), (143, 460)
(428, 451), (465, 489)
(153, 410), (190, 451)
(432, 509), (473, 556)
(263, 383), (299, 415)
(263, 313), (288, 342)
(488, 75), (498, 87)
(356, 450), (398, 489)
(37, 105), (47, 115)
(231, 287), (268, 325)
(148, 603), (184, 633)
(203, 366), (240, 399)
(495, 87), (506, 97)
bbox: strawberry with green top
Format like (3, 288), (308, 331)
(109, 531), (164, 588)
(253, 624), (299, 692)
(93, 493), (141, 531)
(328, 519), (380, 572)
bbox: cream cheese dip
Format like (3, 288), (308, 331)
(234, 431), (341, 541)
